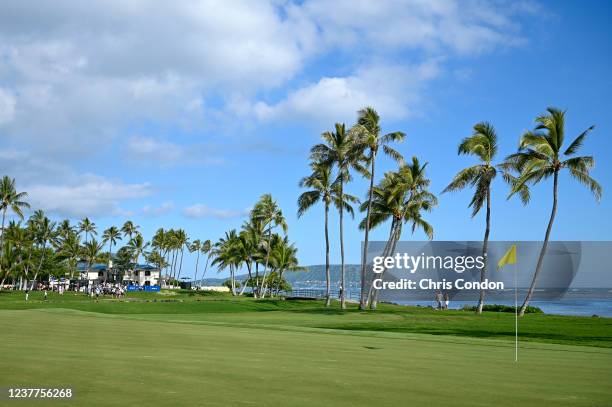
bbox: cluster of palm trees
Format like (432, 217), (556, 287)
(298, 107), (436, 309)
(299, 106), (601, 314)
(211, 194), (303, 297)
(0, 106), (601, 314)
(0, 182), (213, 288)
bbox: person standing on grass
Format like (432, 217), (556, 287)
(435, 291), (443, 309)
(25, 289), (29, 301)
(444, 292), (450, 310)
(44, 289), (48, 301)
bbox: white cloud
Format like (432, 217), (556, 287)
(127, 136), (186, 164)
(26, 178), (151, 218)
(0, 0), (538, 214)
(0, 0), (535, 154)
(182, 204), (250, 220)
(125, 135), (225, 166)
(245, 61), (441, 124)
(141, 201), (174, 217)
(0, 88), (16, 124)
(0, 148), (152, 218)
(295, 0), (528, 55)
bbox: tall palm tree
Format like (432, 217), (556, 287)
(60, 231), (81, 279)
(251, 194), (287, 298)
(127, 233), (149, 266)
(174, 229), (188, 282)
(189, 239), (202, 283)
(29, 211), (57, 290)
(505, 107), (601, 316)
(199, 239), (212, 283)
(211, 230), (241, 295)
(57, 219), (75, 241)
(102, 226), (122, 283)
(443, 122), (498, 314)
(83, 238), (104, 282)
(0, 176), (30, 283)
(311, 123), (367, 309)
(298, 161), (337, 306)
(78, 217), (97, 244)
(4, 221), (31, 289)
(361, 157), (436, 309)
(270, 235), (305, 296)
(241, 219), (264, 292)
(121, 220), (139, 241)
(152, 228), (171, 283)
(352, 107), (405, 310)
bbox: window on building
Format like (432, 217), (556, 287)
(145, 270), (151, 276)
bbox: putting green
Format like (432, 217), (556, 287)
(1, 307), (610, 406)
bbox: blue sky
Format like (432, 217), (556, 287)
(1, 1), (610, 278)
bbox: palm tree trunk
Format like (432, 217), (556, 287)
(324, 202), (331, 307)
(360, 150), (376, 310)
(370, 222), (402, 310)
(177, 248), (185, 282)
(259, 229), (272, 298)
(254, 262), (260, 298)
(193, 251), (201, 285)
(476, 187), (491, 314)
(366, 218), (397, 307)
(339, 177), (346, 310)
(30, 243), (47, 291)
(520, 170), (558, 316)
(178, 248), (185, 280)
(201, 255), (210, 280)
(0, 208), (6, 284)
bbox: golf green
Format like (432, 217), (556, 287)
(1, 303), (611, 406)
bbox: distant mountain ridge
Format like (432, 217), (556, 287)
(195, 264), (361, 286)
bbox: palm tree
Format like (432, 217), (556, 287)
(121, 220), (139, 241)
(57, 219), (75, 241)
(152, 228), (171, 283)
(241, 219), (264, 293)
(298, 161), (336, 306)
(83, 238), (104, 282)
(360, 157), (436, 309)
(270, 235), (305, 296)
(505, 107), (601, 316)
(199, 239), (213, 284)
(189, 239), (202, 283)
(29, 211), (57, 290)
(251, 194), (287, 298)
(60, 231), (81, 279)
(311, 123), (367, 309)
(352, 107), (405, 310)
(211, 230), (241, 295)
(127, 233), (149, 266)
(0, 176), (30, 284)
(443, 122), (499, 314)
(78, 217), (97, 244)
(4, 221), (31, 289)
(174, 229), (188, 282)
(102, 226), (122, 283)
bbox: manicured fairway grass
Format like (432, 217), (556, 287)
(1, 291), (611, 406)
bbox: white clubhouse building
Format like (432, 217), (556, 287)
(77, 262), (160, 286)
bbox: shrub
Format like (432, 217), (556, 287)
(462, 304), (543, 314)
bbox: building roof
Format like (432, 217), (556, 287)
(76, 262), (160, 272)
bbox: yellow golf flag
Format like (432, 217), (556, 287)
(497, 244), (517, 270)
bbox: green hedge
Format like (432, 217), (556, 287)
(462, 304), (543, 314)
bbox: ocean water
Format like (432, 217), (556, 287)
(288, 285), (612, 317)
(393, 299), (612, 317)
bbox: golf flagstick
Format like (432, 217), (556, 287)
(515, 261), (518, 362)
